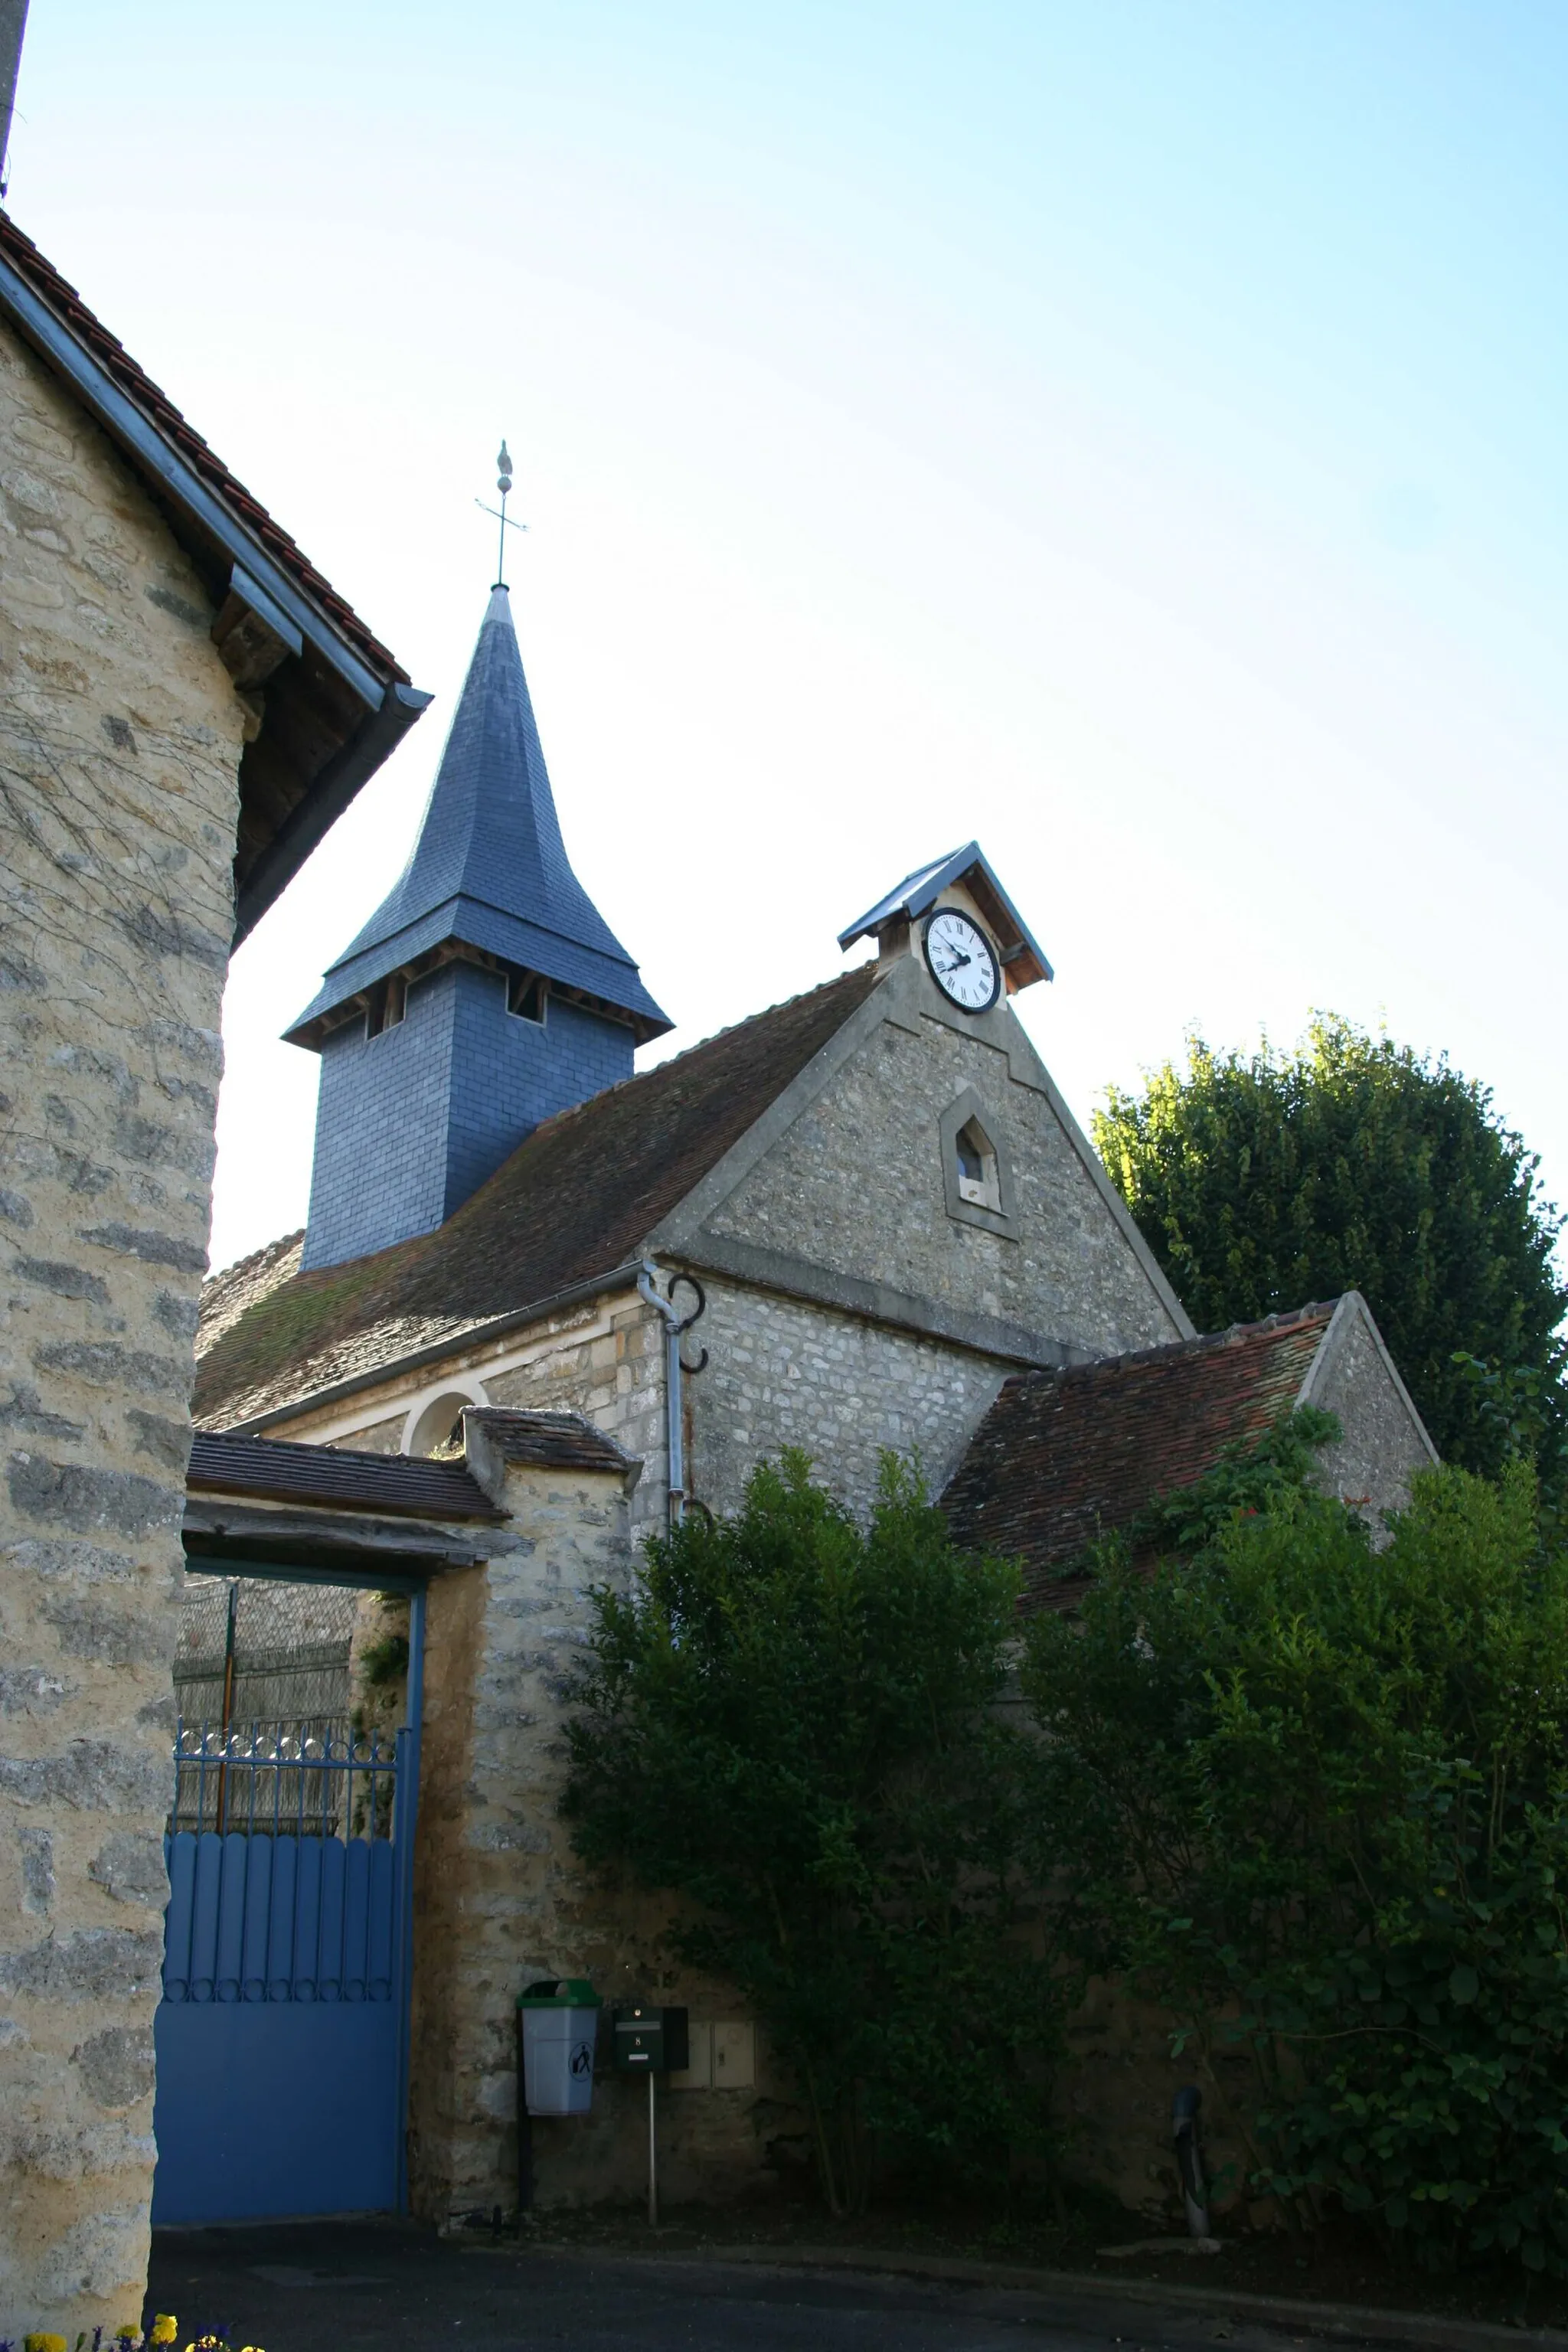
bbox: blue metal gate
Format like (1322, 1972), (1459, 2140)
(152, 1582), (423, 2225)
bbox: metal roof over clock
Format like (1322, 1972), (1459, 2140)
(838, 841), (1054, 991)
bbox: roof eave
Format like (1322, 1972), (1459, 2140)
(283, 920), (672, 1051)
(0, 229), (432, 939)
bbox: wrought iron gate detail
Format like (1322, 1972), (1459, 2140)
(152, 1581), (424, 2228)
(162, 1721), (399, 2006)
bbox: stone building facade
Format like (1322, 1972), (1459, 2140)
(0, 305), (243, 2334)
(0, 210), (422, 2337)
(193, 817), (1440, 2230)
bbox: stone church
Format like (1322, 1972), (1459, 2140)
(182, 578), (1438, 2228)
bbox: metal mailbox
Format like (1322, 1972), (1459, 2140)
(611, 2002), (688, 2074)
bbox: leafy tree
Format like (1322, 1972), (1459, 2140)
(1023, 1430), (1568, 2275)
(1093, 1017), (1566, 1481)
(562, 1453), (1063, 2213)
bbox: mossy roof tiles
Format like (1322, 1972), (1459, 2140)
(941, 1303), (1337, 1611)
(195, 964), (884, 1429)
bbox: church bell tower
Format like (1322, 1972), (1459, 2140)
(287, 578), (669, 1271)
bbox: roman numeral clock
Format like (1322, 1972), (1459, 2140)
(922, 906), (1001, 1012)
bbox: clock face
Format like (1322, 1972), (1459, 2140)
(923, 909), (1001, 1013)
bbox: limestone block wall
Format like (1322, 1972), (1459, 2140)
(0, 322), (244, 2334)
(408, 1449), (795, 2224)
(484, 1295), (668, 1546)
(683, 1273), (1010, 1521)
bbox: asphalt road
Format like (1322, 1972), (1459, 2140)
(148, 2219), (1374, 2352)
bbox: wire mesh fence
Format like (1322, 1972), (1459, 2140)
(172, 1574), (393, 1839)
(176, 1573), (358, 1727)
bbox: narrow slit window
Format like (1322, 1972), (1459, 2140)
(955, 1117), (1001, 1211)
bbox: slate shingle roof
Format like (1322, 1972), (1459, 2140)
(195, 963), (884, 1429)
(186, 1432), (502, 1521)
(287, 584), (668, 1044)
(941, 1303), (1337, 1610)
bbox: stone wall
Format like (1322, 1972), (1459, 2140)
(0, 319), (244, 2334)
(704, 972), (1184, 1359)
(407, 1437), (792, 2223)
(463, 1291), (668, 1546)
(260, 1289), (671, 1544)
(684, 1273), (1010, 1521)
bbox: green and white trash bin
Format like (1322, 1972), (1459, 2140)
(518, 1978), (602, 2116)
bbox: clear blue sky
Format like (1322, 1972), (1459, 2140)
(11, 2), (1567, 1277)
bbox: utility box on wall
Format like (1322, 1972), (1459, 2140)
(668, 2019), (756, 2091)
(714, 2020), (756, 2088)
(611, 2004), (688, 2074)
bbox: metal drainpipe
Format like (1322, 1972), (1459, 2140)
(636, 1263), (707, 1529)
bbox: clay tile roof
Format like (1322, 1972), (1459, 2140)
(186, 1431), (503, 1521)
(0, 210), (404, 685)
(941, 1302), (1338, 1611)
(194, 962), (885, 1429)
(466, 1409), (634, 1475)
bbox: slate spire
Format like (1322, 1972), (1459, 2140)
(289, 584), (668, 1042)
(290, 585), (669, 1272)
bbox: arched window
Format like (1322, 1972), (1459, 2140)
(403, 1381), (488, 1456)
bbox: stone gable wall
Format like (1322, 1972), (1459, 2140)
(0, 320), (245, 2336)
(1307, 1298), (1439, 1525)
(706, 991), (1181, 1358)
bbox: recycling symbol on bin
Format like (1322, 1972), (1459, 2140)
(570, 2040), (593, 2077)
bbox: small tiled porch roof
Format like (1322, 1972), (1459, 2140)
(187, 1431), (503, 1521)
(941, 1302), (1338, 1610)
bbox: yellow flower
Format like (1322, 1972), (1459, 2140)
(151, 2324), (178, 2347)
(24, 2334), (67, 2352)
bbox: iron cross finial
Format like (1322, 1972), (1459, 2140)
(475, 438), (528, 588)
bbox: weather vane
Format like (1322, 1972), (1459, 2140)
(475, 440), (527, 587)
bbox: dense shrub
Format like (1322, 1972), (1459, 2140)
(562, 1453), (1063, 2212)
(1023, 1441), (1568, 2272)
